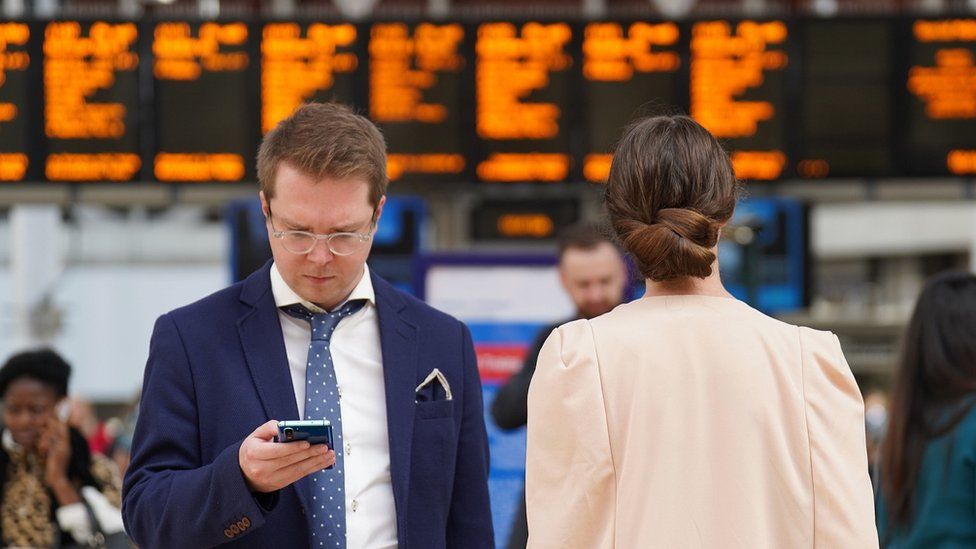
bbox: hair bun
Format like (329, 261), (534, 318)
(655, 208), (720, 248)
(604, 115), (739, 281)
(617, 208), (719, 281)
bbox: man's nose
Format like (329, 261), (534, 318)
(305, 238), (335, 264)
(584, 286), (604, 302)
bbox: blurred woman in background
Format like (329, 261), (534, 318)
(525, 115), (877, 548)
(0, 349), (125, 547)
(877, 271), (976, 547)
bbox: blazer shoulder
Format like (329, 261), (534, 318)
(544, 319), (598, 366)
(796, 324), (841, 352)
(165, 279), (248, 325)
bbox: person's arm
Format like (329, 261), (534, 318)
(122, 314), (281, 547)
(800, 328), (879, 549)
(123, 314), (333, 547)
(526, 321), (615, 549)
(446, 322), (495, 548)
(490, 328), (550, 430)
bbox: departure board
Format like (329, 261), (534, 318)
(691, 20), (789, 181)
(474, 21), (574, 183)
(153, 21), (256, 182)
(369, 22), (467, 183)
(2, 16), (975, 185)
(261, 22), (359, 134)
(0, 22), (32, 181)
(798, 19), (894, 178)
(581, 21), (681, 183)
(903, 18), (976, 176)
(43, 21), (141, 182)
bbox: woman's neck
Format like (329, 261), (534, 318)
(643, 258), (733, 298)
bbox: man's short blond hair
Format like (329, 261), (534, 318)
(257, 102), (387, 207)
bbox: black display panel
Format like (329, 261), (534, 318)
(581, 21), (682, 183)
(1, 16), (973, 184)
(368, 22), (468, 184)
(798, 19), (894, 178)
(42, 20), (142, 182)
(902, 18), (976, 176)
(690, 19), (790, 181)
(153, 21), (257, 182)
(473, 21), (575, 183)
(0, 22), (33, 182)
(470, 197), (580, 240)
(261, 21), (359, 134)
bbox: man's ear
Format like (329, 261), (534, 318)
(259, 191), (269, 218)
(373, 195), (387, 224)
(557, 261), (571, 293)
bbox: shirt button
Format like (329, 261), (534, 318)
(351, 500), (359, 513)
(345, 442), (352, 455)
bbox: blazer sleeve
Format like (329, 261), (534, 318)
(526, 320), (615, 549)
(446, 321), (495, 548)
(799, 327), (879, 549)
(122, 313), (276, 548)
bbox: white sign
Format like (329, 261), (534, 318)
(426, 264), (574, 323)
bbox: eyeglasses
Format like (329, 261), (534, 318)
(267, 204), (375, 256)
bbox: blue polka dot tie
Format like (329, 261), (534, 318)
(282, 299), (366, 549)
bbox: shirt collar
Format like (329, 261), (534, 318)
(270, 262), (375, 314)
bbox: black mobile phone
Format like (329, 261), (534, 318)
(275, 420), (334, 449)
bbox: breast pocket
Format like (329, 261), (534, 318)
(415, 399), (454, 420)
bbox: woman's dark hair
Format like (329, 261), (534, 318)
(0, 349), (71, 399)
(604, 115), (738, 281)
(880, 271), (976, 527)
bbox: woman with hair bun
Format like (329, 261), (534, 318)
(525, 116), (878, 548)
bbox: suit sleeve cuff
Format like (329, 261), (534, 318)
(210, 439), (279, 541)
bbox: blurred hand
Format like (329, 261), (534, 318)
(239, 420), (335, 493)
(38, 416), (80, 505)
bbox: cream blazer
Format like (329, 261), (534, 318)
(525, 295), (878, 548)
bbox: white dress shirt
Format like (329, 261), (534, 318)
(271, 263), (398, 549)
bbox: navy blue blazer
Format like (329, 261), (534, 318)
(122, 263), (493, 548)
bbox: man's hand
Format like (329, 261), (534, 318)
(239, 420), (335, 493)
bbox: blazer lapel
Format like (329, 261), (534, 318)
(238, 264), (311, 512)
(237, 263), (301, 423)
(372, 272), (418, 539)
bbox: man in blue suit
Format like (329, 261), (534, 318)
(122, 103), (493, 548)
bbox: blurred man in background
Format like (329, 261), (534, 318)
(491, 221), (629, 549)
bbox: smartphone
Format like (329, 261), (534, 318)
(55, 400), (70, 423)
(275, 420), (334, 448)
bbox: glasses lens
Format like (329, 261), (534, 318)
(281, 232), (315, 254)
(329, 234), (365, 256)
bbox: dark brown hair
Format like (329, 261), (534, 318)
(880, 271), (976, 528)
(604, 115), (738, 281)
(557, 221), (621, 259)
(0, 348), (71, 398)
(257, 102), (387, 207)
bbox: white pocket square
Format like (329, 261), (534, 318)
(415, 368), (453, 401)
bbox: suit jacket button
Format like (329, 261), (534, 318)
(230, 524), (242, 535)
(224, 529), (234, 538)
(242, 516), (251, 528)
